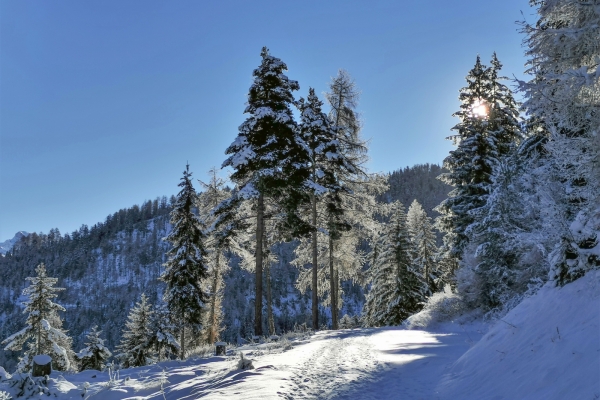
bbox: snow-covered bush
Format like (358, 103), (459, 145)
(185, 344), (214, 360)
(5, 373), (54, 399)
(339, 314), (361, 329)
(237, 352), (254, 370)
(404, 286), (468, 329)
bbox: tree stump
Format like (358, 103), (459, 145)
(215, 342), (226, 356)
(269, 335), (279, 342)
(32, 355), (52, 377)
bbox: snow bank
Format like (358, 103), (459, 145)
(438, 270), (600, 400)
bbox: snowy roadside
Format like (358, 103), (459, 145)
(1, 271), (597, 399)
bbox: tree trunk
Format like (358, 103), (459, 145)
(266, 263), (275, 335)
(208, 250), (220, 344)
(180, 311), (185, 360)
(311, 193), (319, 331)
(255, 193), (264, 336)
(329, 234), (336, 330)
(333, 268), (339, 330)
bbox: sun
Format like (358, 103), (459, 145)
(471, 99), (488, 118)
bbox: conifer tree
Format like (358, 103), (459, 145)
(363, 202), (426, 326)
(147, 303), (180, 362)
(2, 263), (74, 372)
(520, 0), (600, 284)
(407, 199), (439, 295)
(436, 54), (521, 261)
(219, 47), (308, 335)
(198, 168), (230, 344)
(323, 69), (375, 329)
(296, 87), (355, 330)
(162, 164), (209, 357)
(116, 293), (153, 368)
(77, 326), (112, 371)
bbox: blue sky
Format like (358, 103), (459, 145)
(0, 0), (534, 240)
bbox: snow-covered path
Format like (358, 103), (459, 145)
(2, 326), (480, 400)
(115, 327), (479, 400)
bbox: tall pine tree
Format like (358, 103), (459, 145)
(161, 164), (209, 357)
(198, 168), (230, 344)
(436, 54), (521, 264)
(407, 199), (439, 295)
(296, 87), (355, 330)
(219, 47), (308, 335)
(323, 69), (375, 329)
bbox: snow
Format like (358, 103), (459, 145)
(0, 366), (11, 381)
(437, 270), (600, 400)
(1, 272), (597, 399)
(33, 354), (52, 365)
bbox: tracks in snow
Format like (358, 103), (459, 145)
(278, 334), (384, 400)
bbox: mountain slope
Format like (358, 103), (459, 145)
(437, 270), (600, 400)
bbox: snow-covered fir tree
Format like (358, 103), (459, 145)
(77, 326), (112, 371)
(436, 54), (521, 267)
(197, 168), (230, 344)
(407, 199), (439, 295)
(161, 164), (209, 357)
(147, 303), (180, 362)
(2, 263), (75, 372)
(520, 0), (600, 285)
(219, 47), (308, 335)
(116, 293), (153, 368)
(460, 154), (547, 311)
(363, 202), (426, 326)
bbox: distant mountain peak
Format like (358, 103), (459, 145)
(0, 231), (30, 255)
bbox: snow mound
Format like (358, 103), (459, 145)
(437, 270), (600, 400)
(404, 285), (479, 330)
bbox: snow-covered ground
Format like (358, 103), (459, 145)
(437, 270), (600, 400)
(2, 271), (598, 399)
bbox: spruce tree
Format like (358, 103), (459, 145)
(407, 199), (439, 295)
(520, 0), (600, 284)
(77, 326), (112, 371)
(436, 54), (521, 261)
(116, 293), (153, 368)
(363, 202), (425, 326)
(147, 303), (180, 362)
(161, 164), (209, 357)
(2, 263), (74, 372)
(220, 47), (308, 335)
(437, 56), (495, 259)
